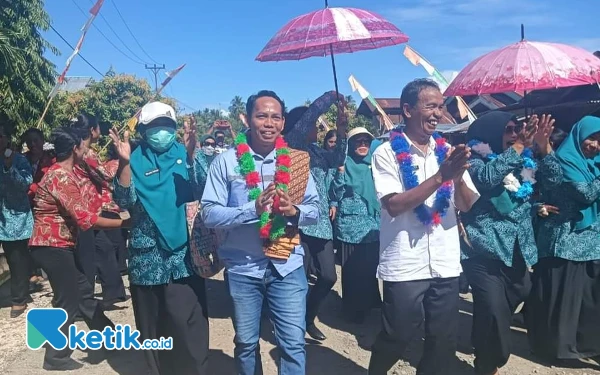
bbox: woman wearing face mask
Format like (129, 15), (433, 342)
(332, 127), (382, 324)
(528, 116), (600, 365)
(461, 112), (561, 375)
(110, 101), (209, 375)
(200, 134), (217, 162)
(29, 127), (120, 371)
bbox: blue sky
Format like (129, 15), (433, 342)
(43, 0), (598, 114)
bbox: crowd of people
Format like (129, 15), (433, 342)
(0, 78), (599, 375)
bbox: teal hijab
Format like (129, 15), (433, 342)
(555, 116), (600, 231)
(344, 135), (381, 217)
(130, 141), (193, 252)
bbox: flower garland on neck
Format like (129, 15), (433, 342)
(234, 133), (292, 241)
(390, 130), (453, 228)
(467, 140), (537, 200)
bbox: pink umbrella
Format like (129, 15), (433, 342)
(256, 4), (409, 94)
(445, 36), (600, 97)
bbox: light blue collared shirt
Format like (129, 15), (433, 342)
(201, 147), (320, 279)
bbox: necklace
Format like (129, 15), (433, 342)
(467, 140), (536, 200)
(390, 130), (453, 228)
(234, 133), (292, 240)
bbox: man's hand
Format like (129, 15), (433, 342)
(438, 145), (471, 182)
(276, 188), (298, 217)
(256, 184), (276, 216)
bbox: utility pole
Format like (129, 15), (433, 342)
(145, 63), (165, 92)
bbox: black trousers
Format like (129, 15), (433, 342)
(527, 257), (600, 360)
(130, 275), (209, 375)
(74, 229), (96, 286)
(95, 229), (126, 305)
(369, 277), (459, 375)
(301, 234), (337, 324)
(340, 242), (381, 320)
(462, 254), (531, 374)
(101, 211), (128, 274)
(2, 239), (31, 306)
(30, 246), (114, 367)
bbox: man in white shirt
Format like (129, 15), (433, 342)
(368, 79), (480, 375)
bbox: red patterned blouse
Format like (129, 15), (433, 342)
(29, 164), (99, 249)
(26, 151), (56, 207)
(73, 149), (120, 214)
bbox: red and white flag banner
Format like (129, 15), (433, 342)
(49, 0), (105, 98)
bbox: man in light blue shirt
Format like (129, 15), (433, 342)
(201, 90), (319, 375)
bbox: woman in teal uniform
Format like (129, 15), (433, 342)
(461, 112), (561, 375)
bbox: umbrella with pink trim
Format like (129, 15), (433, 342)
(256, 3), (409, 95)
(445, 27), (600, 97)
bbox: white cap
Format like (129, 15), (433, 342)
(138, 102), (177, 126)
(347, 127), (374, 140)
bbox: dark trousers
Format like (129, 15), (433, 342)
(74, 229), (96, 286)
(2, 239), (31, 305)
(302, 234), (337, 324)
(30, 246), (114, 367)
(369, 277), (459, 375)
(340, 242), (381, 320)
(130, 275), (209, 375)
(101, 212), (128, 274)
(463, 255), (531, 374)
(94, 229), (126, 305)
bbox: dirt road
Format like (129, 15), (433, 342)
(1, 268), (599, 375)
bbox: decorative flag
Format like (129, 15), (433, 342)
(348, 75), (395, 131)
(127, 64), (187, 132)
(403, 45), (476, 122)
(49, 0), (105, 99)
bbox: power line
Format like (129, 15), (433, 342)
(69, 0), (146, 65)
(145, 64), (165, 92)
(110, 0), (159, 64)
(49, 24), (105, 77)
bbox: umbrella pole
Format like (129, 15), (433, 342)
(329, 44), (340, 102)
(324, 0), (340, 103)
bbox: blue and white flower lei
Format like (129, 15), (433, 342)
(467, 140), (537, 200)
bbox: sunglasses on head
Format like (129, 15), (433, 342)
(504, 124), (523, 134)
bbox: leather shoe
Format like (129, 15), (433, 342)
(306, 323), (326, 341)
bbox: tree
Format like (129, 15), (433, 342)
(0, 0), (58, 137)
(227, 95), (246, 131)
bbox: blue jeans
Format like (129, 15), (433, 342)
(226, 265), (308, 375)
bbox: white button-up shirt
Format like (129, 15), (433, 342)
(371, 136), (480, 282)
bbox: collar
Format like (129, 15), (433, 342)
(402, 133), (436, 157)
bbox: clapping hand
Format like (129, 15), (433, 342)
(438, 144), (471, 182)
(256, 183), (276, 216)
(276, 188), (298, 217)
(108, 128), (131, 163)
(533, 114), (555, 154)
(516, 115), (539, 149)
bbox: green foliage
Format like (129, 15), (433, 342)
(318, 95), (379, 143)
(0, 0), (58, 139)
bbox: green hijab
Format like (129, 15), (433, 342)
(344, 134), (381, 217)
(555, 116), (600, 231)
(130, 141), (193, 253)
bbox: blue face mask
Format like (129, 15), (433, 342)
(146, 126), (176, 153)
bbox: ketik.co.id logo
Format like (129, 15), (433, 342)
(26, 308), (172, 351)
